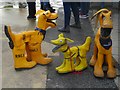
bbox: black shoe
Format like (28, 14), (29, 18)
(58, 26), (70, 33)
(27, 16), (36, 20)
(49, 7), (55, 13)
(19, 2), (27, 8)
(43, 6), (55, 13)
(70, 23), (81, 29)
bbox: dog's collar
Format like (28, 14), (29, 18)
(100, 35), (110, 39)
(35, 27), (46, 40)
(62, 46), (69, 53)
(65, 53), (76, 59)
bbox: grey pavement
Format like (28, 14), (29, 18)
(0, 7), (120, 89)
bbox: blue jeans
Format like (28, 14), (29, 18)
(63, 2), (80, 27)
(80, 2), (90, 15)
(40, 0), (49, 6)
(101, 2), (105, 8)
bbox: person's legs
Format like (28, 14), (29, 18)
(40, 0), (44, 9)
(80, 2), (90, 19)
(119, 1), (120, 10)
(40, 0), (55, 12)
(64, 2), (71, 28)
(85, 2), (90, 15)
(27, 2), (36, 19)
(58, 2), (71, 33)
(101, 2), (105, 8)
(70, 2), (81, 28)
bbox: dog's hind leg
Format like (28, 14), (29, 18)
(106, 53), (116, 78)
(90, 43), (98, 66)
(4, 26), (37, 69)
(75, 57), (88, 71)
(74, 56), (81, 67)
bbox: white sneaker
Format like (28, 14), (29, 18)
(80, 15), (89, 19)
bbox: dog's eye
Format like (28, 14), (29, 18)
(59, 40), (62, 42)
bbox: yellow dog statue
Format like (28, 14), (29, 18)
(51, 33), (91, 73)
(90, 8), (116, 78)
(4, 10), (58, 70)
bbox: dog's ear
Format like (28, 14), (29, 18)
(91, 8), (109, 20)
(58, 33), (64, 38)
(35, 9), (45, 16)
(66, 38), (74, 43)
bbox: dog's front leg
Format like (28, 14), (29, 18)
(106, 53), (116, 78)
(57, 58), (75, 73)
(94, 53), (104, 78)
(90, 43), (98, 66)
(56, 59), (66, 71)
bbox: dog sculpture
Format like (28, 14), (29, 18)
(90, 9), (116, 78)
(4, 10), (58, 70)
(51, 33), (91, 73)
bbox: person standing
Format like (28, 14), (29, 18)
(58, 2), (81, 33)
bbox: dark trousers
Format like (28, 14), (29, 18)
(63, 2), (80, 27)
(27, 2), (36, 17)
(40, 0), (50, 9)
(80, 2), (90, 15)
(27, 0), (51, 17)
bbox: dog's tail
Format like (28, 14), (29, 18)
(4, 25), (15, 49)
(80, 36), (91, 51)
(77, 37), (91, 58)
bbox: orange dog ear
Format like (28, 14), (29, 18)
(91, 8), (109, 20)
(35, 9), (45, 16)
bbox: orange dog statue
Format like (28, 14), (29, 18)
(4, 10), (58, 70)
(90, 9), (116, 78)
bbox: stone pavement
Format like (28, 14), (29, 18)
(0, 7), (120, 89)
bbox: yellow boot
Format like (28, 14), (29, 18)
(4, 25), (37, 70)
(26, 43), (48, 61)
(58, 59), (74, 73)
(28, 43), (52, 65)
(75, 57), (87, 71)
(75, 37), (91, 71)
(26, 31), (52, 65)
(56, 59), (66, 71)
(23, 31), (47, 61)
(12, 45), (37, 70)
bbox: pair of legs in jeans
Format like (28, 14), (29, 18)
(79, 2), (90, 18)
(40, 0), (55, 12)
(58, 2), (81, 33)
(27, 0), (55, 19)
